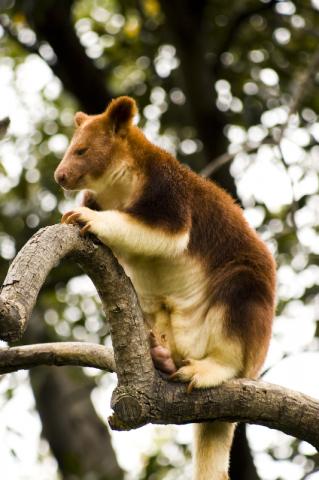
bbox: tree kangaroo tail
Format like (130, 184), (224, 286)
(193, 422), (235, 480)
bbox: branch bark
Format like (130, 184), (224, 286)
(0, 224), (153, 383)
(0, 225), (319, 451)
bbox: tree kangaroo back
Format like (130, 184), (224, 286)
(55, 96), (276, 480)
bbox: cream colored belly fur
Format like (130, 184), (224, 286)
(122, 253), (243, 387)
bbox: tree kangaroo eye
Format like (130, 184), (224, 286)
(75, 147), (88, 156)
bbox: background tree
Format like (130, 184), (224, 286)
(1, 0), (319, 479)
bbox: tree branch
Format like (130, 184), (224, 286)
(199, 142), (265, 178)
(201, 43), (319, 217)
(0, 225), (319, 450)
(0, 342), (115, 374)
(0, 224), (153, 386)
(142, 376), (319, 451)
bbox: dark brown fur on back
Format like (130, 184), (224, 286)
(126, 130), (191, 232)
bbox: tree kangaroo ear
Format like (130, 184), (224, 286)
(105, 96), (138, 135)
(74, 111), (89, 127)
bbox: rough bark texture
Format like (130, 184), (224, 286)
(0, 224), (319, 452)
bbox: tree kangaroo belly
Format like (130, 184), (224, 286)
(120, 253), (234, 366)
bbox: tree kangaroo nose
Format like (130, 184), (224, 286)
(54, 169), (67, 185)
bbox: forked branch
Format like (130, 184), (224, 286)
(0, 225), (319, 448)
(0, 224), (153, 386)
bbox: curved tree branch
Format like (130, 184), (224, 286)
(144, 377), (319, 450)
(0, 224), (153, 386)
(0, 225), (319, 451)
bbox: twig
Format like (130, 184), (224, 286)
(202, 44), (319, 233)
(200, 141), (269, 178)
(0, 342), (115, 374)
(272, 44), (319, 228)
(202, 43), (319, 179)
(277, 46), (319, 135)
(260, 342), (319, 378)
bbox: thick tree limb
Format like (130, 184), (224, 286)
(143, 376), (319, 450)
(0, 225), (319, 450)
(0, 342), (115, 374)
